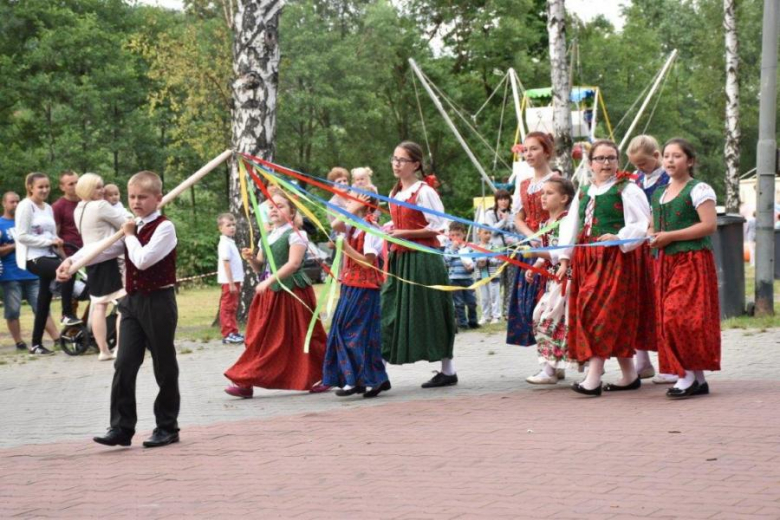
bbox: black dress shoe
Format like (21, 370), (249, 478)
(571, 382), (602, 396)
(142, 428), (180, 448)
(335, 386), (365, 397)
(667, 381), (701, 399)
(363, 380), (391, 398)
(692, 381), (709, 395)
(421, 372), (458, 388)
(93, 428), (132, 447)
(604, 377), (642, 392)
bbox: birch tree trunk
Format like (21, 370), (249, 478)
(230, 0), (282, 321)
(547, 0), (574, 176)
(724, 0), (741, 213)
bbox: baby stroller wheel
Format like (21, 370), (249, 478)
(59, 324), (90, 356)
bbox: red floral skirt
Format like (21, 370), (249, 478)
(567, 244), (642, 362)
(224, 286), (326, 391)
(656, 249), (721, 376)
(632, 243), (658, 352)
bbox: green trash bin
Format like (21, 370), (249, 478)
(711, 213), (745, 319)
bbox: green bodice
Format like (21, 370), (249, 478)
(652, 179), (712, 255)
(269, 229), (312, 292)
(578, 179), (627, 239)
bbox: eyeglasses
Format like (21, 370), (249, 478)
(390, 156), (416, 165)
(592, 155), (619, 164)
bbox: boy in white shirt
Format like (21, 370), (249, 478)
(217, 213), (245, 344)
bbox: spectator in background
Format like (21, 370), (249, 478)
(745, 212), (756, 267)
(52, 171), (83, 256)
(0, 191), (60, 351)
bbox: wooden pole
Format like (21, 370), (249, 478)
(409, 59), (497, 192)
(67, 149), (233, 274)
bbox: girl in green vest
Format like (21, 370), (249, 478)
(649, 138), (720, 399)
(224, 192), (327, 397)
(560, 140), (653, 396)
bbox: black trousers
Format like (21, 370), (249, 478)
(25, 256), (76, 345)
(111, 288), (179, 435)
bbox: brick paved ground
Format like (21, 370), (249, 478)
(1, 328), (779, 518)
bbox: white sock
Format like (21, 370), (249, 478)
(674, 371), (696, 390)
(581, 357), (604, 390)
(543, 363), (555, 377)
(694, 370), (706, 384)
(441, 358), (456, 376)
(635, 350), (652, 370)
(343, 384), (353, 391)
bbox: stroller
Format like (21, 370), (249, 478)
(56, 273), (120, 356)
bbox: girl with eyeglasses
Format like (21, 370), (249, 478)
(558, 139), (652, 396)
(649, 138), (720, 399)
(382, 141), (457, 389)
(506, 133), (559, 362)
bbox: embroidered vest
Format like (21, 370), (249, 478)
(341, 226), (384, 289)
(639, 171), (670, 203)
(269, 229), (311, 292)
(578, 180), (627, 242)
(125, 216), (177, 295)
(389, 183), (440, 253)
(519, 178), (550, 232)
(652, 179), (712, 255)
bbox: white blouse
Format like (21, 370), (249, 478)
(389, 181), (447, 232)
(658, 182), (716, 207)
(266, 223), (308, 247)
(557, 177), (651, 262)
(346, 223), (383, 257)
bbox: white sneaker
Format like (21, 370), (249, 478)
(526, 371), (558, 385)
(652, 373), (678, 384)
(490, 318), (501, 325)
(478, 317), (488, 326)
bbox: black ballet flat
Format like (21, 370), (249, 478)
(603, 378), (642, 392)
(691, 381), (709, 396)
(363, 380), (392, 398)
(666, 381), (701, 399)
(335, 386), (365, 397)
(571, 382), (602, 397)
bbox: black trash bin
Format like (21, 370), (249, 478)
(711, 213), (745, 319)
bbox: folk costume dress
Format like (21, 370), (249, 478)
(562, 174), (651, 364)
(322, 221), (389, 389)
(652, 180), (721, 376)
(506, 174), (555, 346)
(531, 211), (572, 368)
(224, 224), (326, 391)
(381, 181), (456, 365)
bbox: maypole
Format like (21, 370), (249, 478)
(617, 49), (678, 152)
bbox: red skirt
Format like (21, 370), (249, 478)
(632, 243), (658, 352)
(656, 249), (721, 376)
(567, 244), (642, 362)
(224, 286), (326, 391)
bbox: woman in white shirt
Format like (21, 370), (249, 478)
(74, 173), (129, 361)
(15, 173), (80, 355)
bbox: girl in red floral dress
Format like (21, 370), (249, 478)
(650, 138), (720, 399)
(525, 177), (576, 385)
(558, 140), (652, 396)
(506, 132), (559, 349)
(223, 192), (327, 397)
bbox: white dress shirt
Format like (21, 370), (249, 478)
(125, 211), (177, 271)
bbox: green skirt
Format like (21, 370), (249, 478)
(381, 250), (456, 364)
